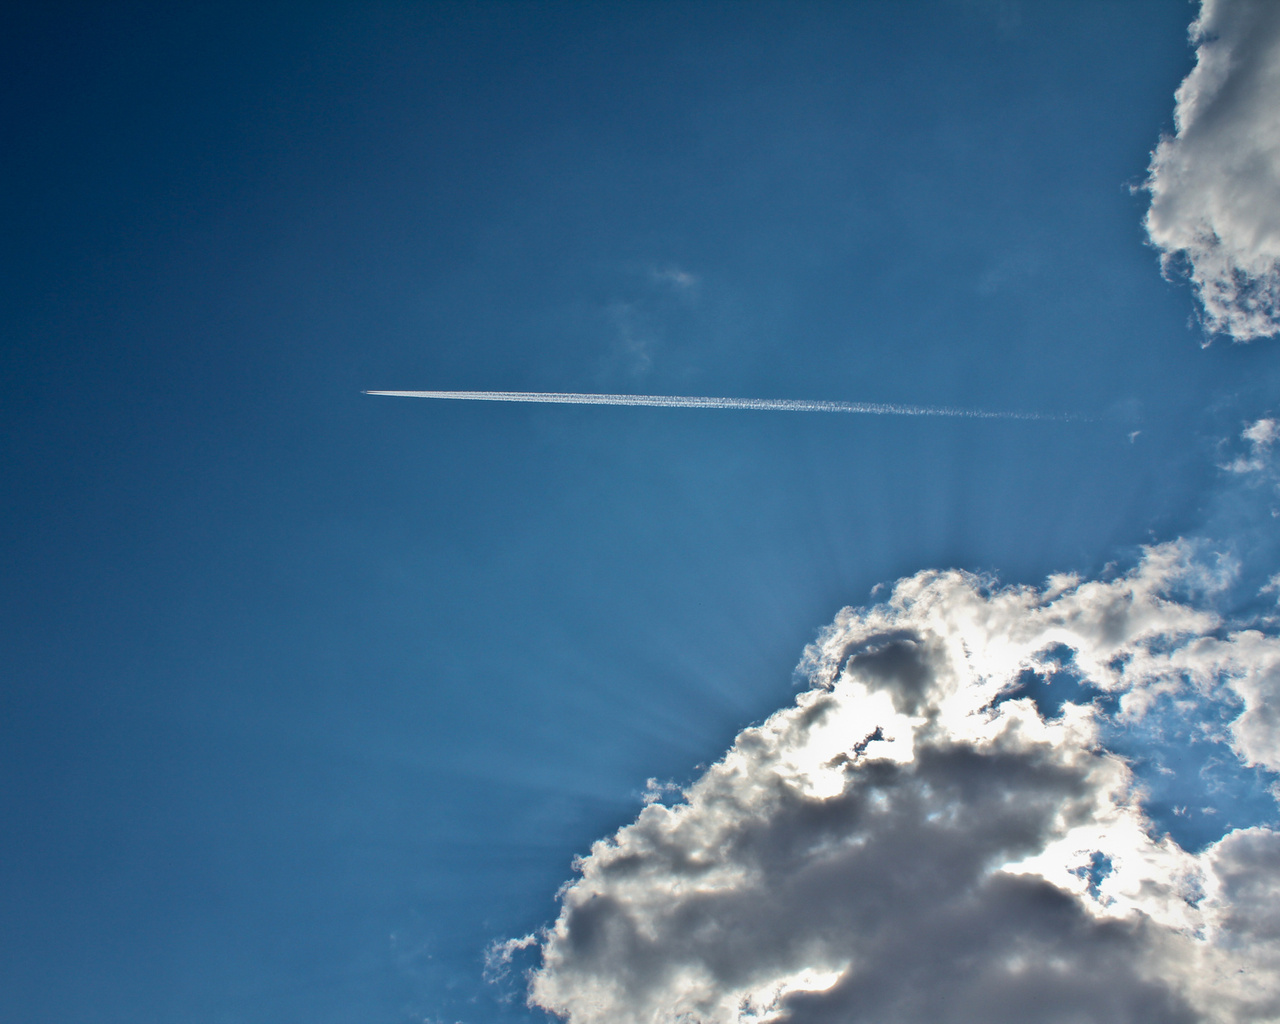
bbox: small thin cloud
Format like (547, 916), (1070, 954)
(482, 932), (539, 996)
(650, 265), (699, 292)
(604, 300), (656, 379)
(1222, 417), (1278, 475)
(596, 264), (699, 382)
(1142, 0), (1280, 342)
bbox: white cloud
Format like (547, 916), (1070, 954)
(1143, 0), (1280, 342)
(509, 543), (1280, 1024)
(1225, 417), (1280, 474)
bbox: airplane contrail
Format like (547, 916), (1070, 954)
(364, 390), (1069, 421)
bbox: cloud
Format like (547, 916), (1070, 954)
(593, 263), (701, 381)
(1142, 0), (1280, 342)
(651, 265), (699, 291)
(508, 543), (1280, 1024)
(605, 300), (657, 377)
(1224, 417), (1280, 475)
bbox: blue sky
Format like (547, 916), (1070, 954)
(5, 3), (1280, 1023)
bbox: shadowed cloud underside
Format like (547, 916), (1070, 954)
(498, 543), (1280, 1024)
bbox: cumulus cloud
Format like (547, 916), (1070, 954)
(507, 543), (1280, 1024)
(1143, 0), (1280, 341)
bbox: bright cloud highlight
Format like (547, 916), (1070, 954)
(506, 543), (1280, 1023)
(1143, 0), (1280, 341)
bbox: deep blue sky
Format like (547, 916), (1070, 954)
(4, 3), (1280, 1022)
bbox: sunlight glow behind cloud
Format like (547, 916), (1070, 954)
(502, 543), (1280, 1024)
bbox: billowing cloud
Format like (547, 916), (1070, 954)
(1143, 0), (1280, 341)
(504, 543), (1280, 1023)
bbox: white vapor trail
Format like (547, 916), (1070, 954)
(365, 390), (1065, 421)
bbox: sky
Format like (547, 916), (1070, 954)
(4, 2), (1280, 1022)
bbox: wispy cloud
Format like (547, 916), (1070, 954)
(1143, 0), (1280, 341)
(604, 301), (656, 378)
(650, 265), (699, 291)
(505, 543), (1280, 1024)
(597, 263), (701, 382)
(1223, 417), (1280, 475)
